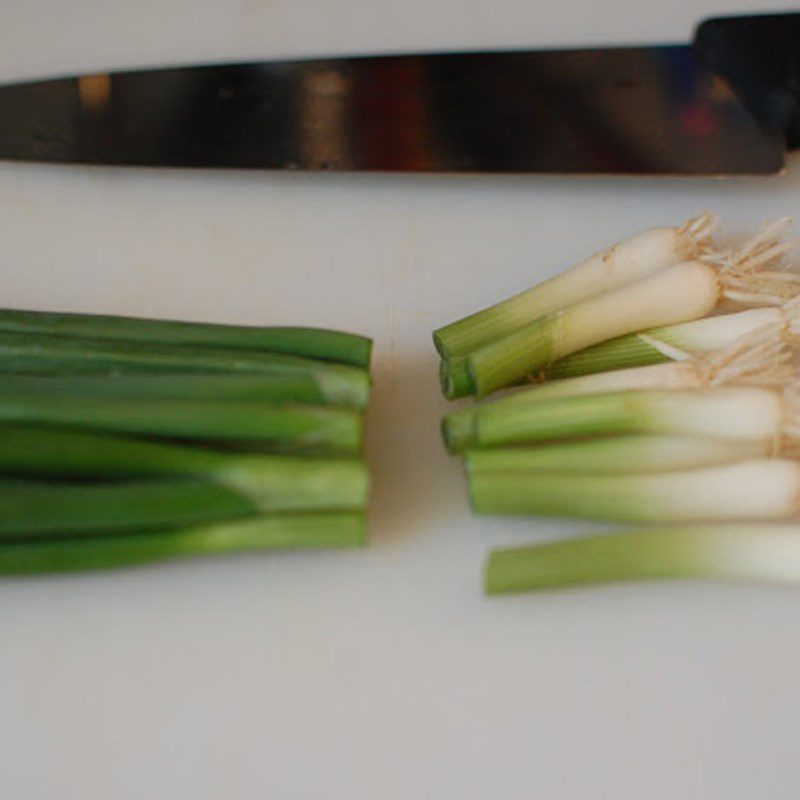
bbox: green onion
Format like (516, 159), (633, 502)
(484, 524), (800, 594)
(465, 436), (767, 474)
(465, 221), (796, 397)
(547, 306), (788, 379)
(0, 512), (366, 575)
(443, 320), (791, 451)
(469, 459), (800, 522)
(471, 387), (787, 451)
(440, 357), (474, 400)
(0, 308), (372, 367)
(0, 425), (369, 510)
(0, 394), (363, 454)
(0, 479), (260, 538)
(0, 332), (370, 407)
(0, 373), (358, 408)
(433, 214), (715, 358)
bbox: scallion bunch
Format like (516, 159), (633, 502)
(436, 216), (800, 594)
(0, 308), (372, 574)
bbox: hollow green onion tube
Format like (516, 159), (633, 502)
(0, 394), (363, 454)
(0, 512), (367, 575)
(469, 459), (800, 522)
(0, 426), (369, 511)
(0, 332), (370, 407)
(439, 357), (474, 400)
(546, 307), (783, 379)
(484, 524), (800, 594)
(464, 436), (767, 474)
(0, 308), (372, 367)
(0, 373), (359, 408)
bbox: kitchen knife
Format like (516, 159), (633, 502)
(0, 12), (797, 175)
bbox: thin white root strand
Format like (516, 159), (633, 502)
(699, 320), (794, 388)
(708, 218), (800, 307)
(677, 212), (718, 258)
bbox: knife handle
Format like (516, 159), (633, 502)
(694, 13), (800, 149)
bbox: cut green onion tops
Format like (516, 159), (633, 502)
(0, 426), (368, 511)
(0, 373), (362, 408)
(484, 525), (800, 594)
(0, 513), (367, 575)
(0, 309), (373, 573)
(433, 213), (716, 358)
(0, 394), (363, 454)
(469, 459), (800, 522)
(0, 307), (372, 367)
(0, 332), (370, 407)
(466, 222), (798, 397)
(0, 470), (367, 538)
(0, 479), (260, 539)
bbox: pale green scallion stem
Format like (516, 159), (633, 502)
(469, 459), (800, 522)
(466, 260), (726, 397)
(464, 436), (768, 474)
(472, 387), (785, 450)
(433, 214), (715, 357)
(485, 524), (800, 594)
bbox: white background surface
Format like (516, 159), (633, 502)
(1, 1), (800, 797)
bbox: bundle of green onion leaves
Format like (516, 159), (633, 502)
(0, 308), (372, 574)
(436, 214), (800, 594)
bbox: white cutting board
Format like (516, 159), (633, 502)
(2, 1), (800, 798)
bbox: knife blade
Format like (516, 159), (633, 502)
(0, 12), (796, 175)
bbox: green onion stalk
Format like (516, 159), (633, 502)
(469, 459), (800, 522)
(0, 373), (364, 408)
(0, 512), (366, 575)
(468, 386), (797, 450)
(0, 332), (370, 408)
(0, 394), (364, 454)
(0, 425), (368, 510)
(464, 436), (768, 474)
(485, 524), (800, 594)
(0, 307), (372, 367)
